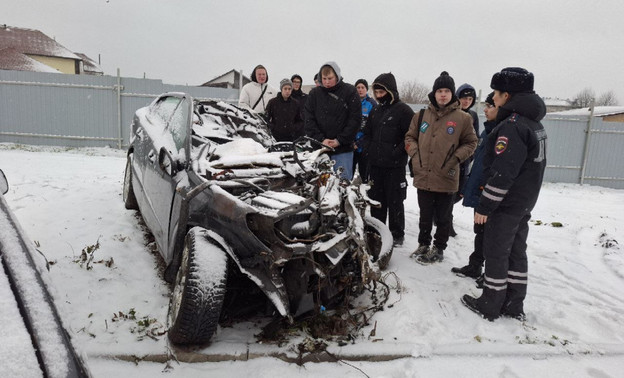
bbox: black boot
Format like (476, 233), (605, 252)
(461, 295), (498, 321)
(451, 264), (482, 278)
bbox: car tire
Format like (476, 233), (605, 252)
(123, 154), (139, 210)
(167, 227), (228, 345)
(364, 216), (393, 270)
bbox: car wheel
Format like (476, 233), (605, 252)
(123, 154), (139, 210)
(364, 216), (393, 270)
(167, 227), (228, 345)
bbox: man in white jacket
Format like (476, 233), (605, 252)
(238, 64), (277, 114)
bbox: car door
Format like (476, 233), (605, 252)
(142, 94), (191, 255)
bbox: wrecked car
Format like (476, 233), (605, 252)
(123, 92), (393, 345)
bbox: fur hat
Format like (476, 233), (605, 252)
(280, 78), (293, 90)
(355, 79), (368, 90)
(432, 71), (456, 94)
(490, 67), (534, 93)
(485, 91), (495, 106)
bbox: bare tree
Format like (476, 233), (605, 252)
(399, 80), (429, 104)
(596, 90), (619, 106)
(572, 87), (595, 107)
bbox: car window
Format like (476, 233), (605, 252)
(152, 96), (181, 126)
(169, 98), (190, 152)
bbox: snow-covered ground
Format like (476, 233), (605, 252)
(1, 144), (623, 377)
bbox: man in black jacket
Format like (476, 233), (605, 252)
(265, 78), (304, 142)
(461, 67), (547, 321)
(364, 73), (415, 245)
(305, 62), (361, 179)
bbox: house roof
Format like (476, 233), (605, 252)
(74, 52), (103, 74)
(0, 25), (81, 61)
(549, 106), (624, 117)
(0, 47), (60, 73)
(201, 69), (251, 87)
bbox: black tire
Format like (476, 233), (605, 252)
(364, 216), (394, 270)
(167, 227), (228, 345)
(123, 154), (139, 210)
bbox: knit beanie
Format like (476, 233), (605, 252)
(432, 71), (456, 94)
(485, 91), (495, 106)
(355, 79), (368, 90)
(280, 78), (293, 90)
(490, 67), (534, 93)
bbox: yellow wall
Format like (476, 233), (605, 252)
(603, 114), (624, 123)
(27, 55), (77, 74)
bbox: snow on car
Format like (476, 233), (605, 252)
(123, 93), (393, 345)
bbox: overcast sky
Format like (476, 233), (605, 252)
(4, 0), (624, 103)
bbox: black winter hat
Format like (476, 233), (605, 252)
(485, 91), (495, 106)
(432, 71), (456, 94)
(457, 85), (476, 99)
(291, 74), (302, 83)
(355, 79), (368, 90)
(490, 67), (534, 93)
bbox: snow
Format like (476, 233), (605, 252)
(1, 143), (624, 377)
(0, 200), (69, 377)
(0, 253), (44, 378)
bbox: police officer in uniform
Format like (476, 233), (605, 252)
(461, 67), (548, 321)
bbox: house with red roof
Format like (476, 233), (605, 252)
(0, 24), (102, 75)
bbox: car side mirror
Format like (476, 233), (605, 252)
(0, 169), (8, 195)
(158, 147), (178, 176)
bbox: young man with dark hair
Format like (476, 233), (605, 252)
(461, 67), (548, 321)
(364, 73), (414, 245)
(405, 71), (478, 264)
(304, 62), (361, 180)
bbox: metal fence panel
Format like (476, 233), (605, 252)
(0, 70), (238, 148)
(476, 113), (624, 189)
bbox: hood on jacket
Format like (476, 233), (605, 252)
(456, 83), (477, 109)
(372, 72), (400, 104)
(318, 61), (343, 82)
(251, 64), (268, 83)
(496, 92), (547, 123)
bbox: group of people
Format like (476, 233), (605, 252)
(238, 62), (548, 322)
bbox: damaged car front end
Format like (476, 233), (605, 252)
(123, 93), (393, 345)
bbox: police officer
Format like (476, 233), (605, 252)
(461, 67), (548, 321)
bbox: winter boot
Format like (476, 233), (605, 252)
(410, 244), (429, 258)
(415, 245), (444, 265)
(461, 295), (498, 321)
(451, 264), (482, 278)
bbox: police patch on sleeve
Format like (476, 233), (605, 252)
(495, 136), (508, 154)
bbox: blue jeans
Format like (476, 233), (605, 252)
(332, 151), (354, 180)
